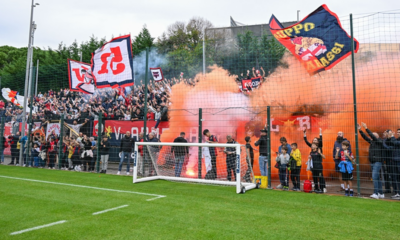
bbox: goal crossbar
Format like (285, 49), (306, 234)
(133, 142), (257, 194)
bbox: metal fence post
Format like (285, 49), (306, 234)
(0, 117), (4, 164)
(143, 47), (149, 141)
(198, 108), (203, 179)
(96, 114), (102, 173)
(267, 106), (271, 189)
(58, 115), (64, 169)
(350, 14), (361, 196)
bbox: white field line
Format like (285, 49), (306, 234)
(0, 175), (166, 201)
(92, 205), (129, 215)
(10, 220), (67, 235)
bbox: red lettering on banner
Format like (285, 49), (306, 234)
(98, 47), (126, 75)
(73, 68), (84, 82)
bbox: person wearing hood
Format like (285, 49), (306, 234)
(333, 131), (352, 191)
(171, 132), (189, 177)
(118, 131), (135, 175)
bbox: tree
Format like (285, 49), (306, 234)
(132, 25), (154, 56)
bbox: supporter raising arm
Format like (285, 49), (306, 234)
(304, 128), (323, 152)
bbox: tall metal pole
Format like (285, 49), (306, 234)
(27, 25), (35, 101)
(35, 59), (39, 96)
(80, 51), (82, 62)
(58, 115), (64, 169)
(20, 0), (38, 163)
(297, 10), (300, 22)
(27, 66), (36, 167)
(143, 48), (149, 141)
(267, 106), (271, 189)
(198, 108), (203, 179)
(350, 14), (360, 197)
(96, 114), (102, 173)
(202, 28), (206, 76)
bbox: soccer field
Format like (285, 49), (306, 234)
(0, 165), (399, 240)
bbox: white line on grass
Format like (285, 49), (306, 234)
(0, 175), (166, 201)
(10, 220), (67, 235)
(92, 205), (129, 215)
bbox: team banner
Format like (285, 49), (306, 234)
(67, 59), (95, 94)
(241, 77), (262, 91)
(104, 120), (169, 146)
(46, 123), (61, 138)
(150, 68), (164, 82)
(269, 4), (359, 74)
(91, 35), (134, 89)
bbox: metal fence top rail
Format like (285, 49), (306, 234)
(136, 142), (241, 148)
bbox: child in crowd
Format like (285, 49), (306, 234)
(276, 146), (290, 191)
(335, 141), (355, 197)
(309, 143), (326, 193)
(289, 143), (302, 191)
(31, 143), (40, 167)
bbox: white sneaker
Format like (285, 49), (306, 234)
(378, 193), (385, 199)
(126, 172), (130, 175)
(16, 164), (20, 166)
(370, 193), (379, 199)
(323, 188), (327, 193)
(52, 167), (55, 170)
(391, 194), (400, 198)
(74, 166), (77, 171)
(276, 184), (283, 189)
(77, 166), (82, 171)
(23, 164), (26, 167)
(117, 171), (121, 175)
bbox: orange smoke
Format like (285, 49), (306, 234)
(161, 48), (400, 179)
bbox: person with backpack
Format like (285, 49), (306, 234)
(335, 141), (355, 197)
(276, 146), (290, 191)
(289, 143), (302, 191)
(309, 143), (326, 193)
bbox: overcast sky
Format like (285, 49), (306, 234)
(1, 0), (399, 49)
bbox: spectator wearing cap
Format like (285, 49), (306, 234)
(255, 127), (268, 176)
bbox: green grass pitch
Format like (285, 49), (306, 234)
(0, 165), (399, 240)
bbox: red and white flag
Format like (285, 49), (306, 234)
(91, 35), (134, 89)
(150, 68), (164, 82)
(68, 59), (95, 94)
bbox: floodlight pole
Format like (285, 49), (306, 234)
(297, 10), (300, 22)
(20, 0), (38, 164)
(35, 59), (39, 96)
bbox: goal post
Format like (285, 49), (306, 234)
(133, 142), (257, 194)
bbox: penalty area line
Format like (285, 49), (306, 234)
(93, 205), (129, 215)
(0, 175), (166, 201)
(10, 220), (67, 235)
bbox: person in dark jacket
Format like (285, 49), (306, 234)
(118, 131), (135, 175)
(382, 129), (400, 199)
(255, 128), (268, 176)
(304, 128), (323, 152)
(359, 123), (385, 199)
(8, 131), (20, 165)
(100, 135), (110, 173)
(203, 129), (218, 180)
(333, 131), (352, 191)
(171, 132), (189, 177)
(309, 143), (326, 193)
(224, 135), (238, 181)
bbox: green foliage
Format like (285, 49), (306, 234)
(216, 30), (287, 77)
(0, 35), (106, 94)
(132, 25), (154, 56)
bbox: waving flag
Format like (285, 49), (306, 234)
(2, 88), (23, 107)
(269, 4), (359, 74)
(91, 35), (134, 89)
(150, 68), (164, 82)
(68, 59), (95, 94)
(241, 77), (262, 91)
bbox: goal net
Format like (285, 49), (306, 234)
(133, 142), (257, 194)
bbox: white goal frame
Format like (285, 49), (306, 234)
(133, 142), (257, 194)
